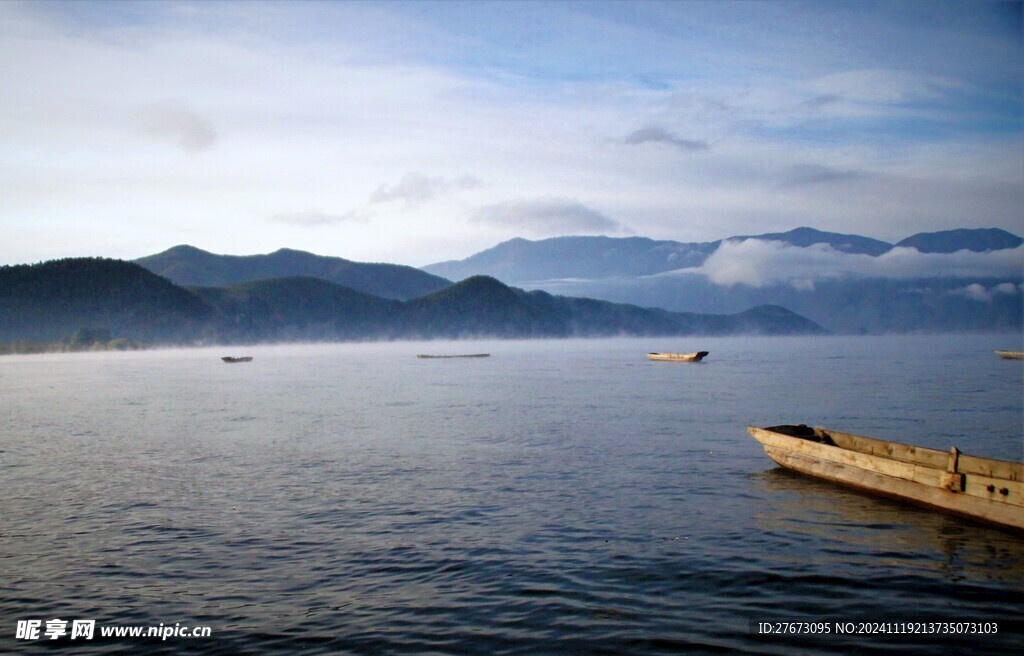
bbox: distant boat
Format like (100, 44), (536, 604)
(221, 356), (253, 363)
(647, 351), (708, 362)
(748, 424), (1023, 531)
(995, 350), (1024, 360)
(417, 353), (490, 359)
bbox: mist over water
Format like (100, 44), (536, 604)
(2, 335), (1022, 654)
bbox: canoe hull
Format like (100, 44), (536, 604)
(995, 350), (1024, 360)
(749, 425), (1023, 531)
(417, 354), (490, 359)
(221, 356), (253, 363)
(647, 351), (708, 362)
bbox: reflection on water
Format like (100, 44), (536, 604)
(750, 467), (1024, 586)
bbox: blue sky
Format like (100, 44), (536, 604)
(1, 0), (1021, 266)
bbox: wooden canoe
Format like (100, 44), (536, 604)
(221, 356), (253, 363)
(647, 351), (709, 362)
(416, 353), (490, 359)
(748, 425), (1023, 531)
(995, 350), (1024, 360)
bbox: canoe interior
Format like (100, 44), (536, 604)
(762, 425), (1022, 482)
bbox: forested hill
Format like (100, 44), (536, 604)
(0, 258), (826, 349)
(0, 258), (212, 344)
(190, 277), (403, 342)
(401, 276), (825, 338)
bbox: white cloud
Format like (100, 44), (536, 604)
(950, 282), (1021, 302)
(623, 126), (708, 152)
(810, 69), (960, 106)
(271, 210), (367, 227)
(472, 197), (629, 236)
(132, 104), (217, 153)
(369, 172), (481, 206)
(776, 164), (867, 189)
(686, 239), (1024, 289)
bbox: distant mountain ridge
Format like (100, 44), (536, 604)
(137, 245), (450, 300)
(422, 227), (1022, 283)
(0, 259), (826, 347)
(894, 228), (1023, 254)
(423, 235), (720, 283)
(419, 227), (1022, 334)
(729, 227), (893, 256)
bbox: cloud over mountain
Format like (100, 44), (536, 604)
(689, 239), (1024, 289)
(950, 282), (1020, 303)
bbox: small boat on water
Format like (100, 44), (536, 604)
(748, 424), (1023, 531)
(995, 350), (1024, 360)
(647, 351), (709, 362)
(221, 356), (253, 363)
(417, 353), (490, 359)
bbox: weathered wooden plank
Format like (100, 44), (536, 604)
(816, 427), (1022, 481)
(761, 446), (1024, 531)
(753, 428), (925, 483)
(818, 428), (950, 469)
(962, 473), (1023, 507)
(958, 454), (1024, 482)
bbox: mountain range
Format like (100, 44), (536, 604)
(2, 225), (1017, 348)
(137, 244), (449, 300)
(422, 227), (1022, 282)
(422, 227), (1023, 334)
(0, 258), (824, 348)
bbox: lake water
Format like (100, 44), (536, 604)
(2, 335), (1022, 655)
